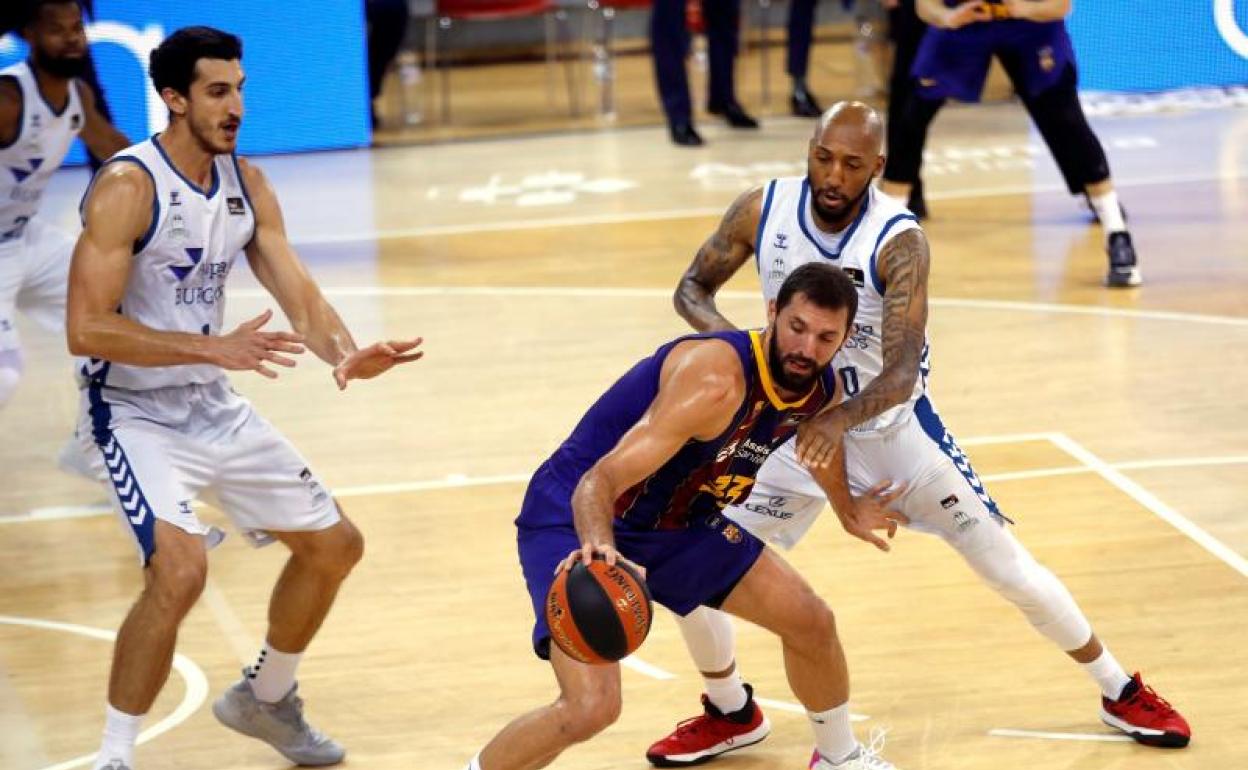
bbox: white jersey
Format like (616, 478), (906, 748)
(755, 178), (926, 434)
(0, 60), (83, 244)
(78, 136), (256, 391)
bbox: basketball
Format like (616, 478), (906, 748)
(545, 554), (653, 664)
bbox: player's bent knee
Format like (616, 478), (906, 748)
(783, 595), (838, 655)
(146, 561), (208, 614)
(556, 690), (622, 743)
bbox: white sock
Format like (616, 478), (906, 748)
(809, 703), (857, 764)
(248, 642), (303, 703)
(1082, 648), (1131, 700)
(1088, 190), (1127, 236)
(92, 703), (143, 770)
(464, 752), (482, 770)
(704, 670), (749, 714)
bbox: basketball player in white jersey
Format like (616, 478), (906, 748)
(645, 102), (1189, 769)
(0, 0), (127, 410)
(66, 27), (423, 770)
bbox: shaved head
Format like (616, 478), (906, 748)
(805, 100), (887, 229)
(813, 101), (885, 156)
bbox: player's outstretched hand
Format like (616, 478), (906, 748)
(795, 411), (848, 469)
(842, 480), (910, 552)
(215, 309), (306, 379)
(332, 337), (424, 390)
(555, 543), (648, 579)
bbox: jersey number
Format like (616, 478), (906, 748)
(699, 474), (754, 508)
(839, 366), (860, 397)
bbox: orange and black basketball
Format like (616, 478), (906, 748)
(545, 554), (653, 664)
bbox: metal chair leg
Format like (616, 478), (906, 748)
(555, 9), (580, 116)
(437, 16), (452, 123)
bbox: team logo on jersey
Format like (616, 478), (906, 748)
(168, 211), (190, 241)
(227, 197), (245, 215)
(952, 510), (978, 533)
(168, 247), (204, 281)
(716, 439), (740, 464)
(722, 524), (743, 544)
(842, 267), (865, 287)
(773, 232), (789, 249)
(1038, 46), (1055, 73)
(70, 113), (82, 130)
(940, 494), (959, 509)
(30, 114), (41, 130)
(8, 157), (43, 184)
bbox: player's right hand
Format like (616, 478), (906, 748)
(555, 543), (648, 580)
(213, 309), (306, 378)
(943, 0), (992, 29)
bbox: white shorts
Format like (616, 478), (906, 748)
(76, 377), (340, 565)
(723, 398), (1005, 550)
(0, 217), (75, 353)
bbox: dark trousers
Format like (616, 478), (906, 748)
(787, 0), (818, 79)
(884, 0), (925, 188)
(651, 0), (741, 125)
(366, 0), (410, 126)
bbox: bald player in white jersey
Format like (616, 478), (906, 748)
(67, 27), (422, 770)
(0, 0), (127, 410)
(643, 102), (1189, 770)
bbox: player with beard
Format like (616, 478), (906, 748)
(645, 101), (1189, 769)
(462, 264), (908, 770)
(0, 0), (127, 411)
(68, 27), (423, 770)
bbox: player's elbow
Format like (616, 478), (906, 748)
(66, 313), (103, 358)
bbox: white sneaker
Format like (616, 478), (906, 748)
(809, 729), (896, 769)
(212, 668), (345, 766)
(91, 759), (132, 770)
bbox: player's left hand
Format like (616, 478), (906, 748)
(332, 338), (424, 390)
(795, 410), (848, 469)
(843, 480), (910, 552)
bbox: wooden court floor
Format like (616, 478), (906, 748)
(2, 100), (1247, 769)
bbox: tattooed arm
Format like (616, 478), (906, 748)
(795, 227), (931, 468)
(673, 186), (764, 332)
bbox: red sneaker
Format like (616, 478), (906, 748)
(645, 684), (771, 766)
(1100, 672), (1191, 747)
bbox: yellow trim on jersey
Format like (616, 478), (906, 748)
(749, 329), (816, 411)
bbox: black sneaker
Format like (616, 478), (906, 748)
(707, 101), (759, 129)
(1106, 231), (1142, 287)
(790, 84), (823, 118)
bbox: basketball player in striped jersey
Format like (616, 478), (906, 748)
(0, 0), (127, 411)
(645, 102), (1189, 769)
(67, 27), (422, 770)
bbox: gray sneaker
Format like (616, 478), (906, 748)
(94, 760), (132, 770)
(212, 668), (345, 766)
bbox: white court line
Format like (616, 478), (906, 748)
(201, 580), (260, 667)
(0, 615), (208, 770)
(1048, 433), (1248, 579)
(289, 168), (1244, 245)
(988, 728), (1132, 743)
(755, 697), (869, 722)
(620, 655), (676, 681)
(228, 285), (1248, 328)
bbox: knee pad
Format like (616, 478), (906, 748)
(678, 605), (738, 673)
(972, 539), (1092, 651)
(0, 350), (23, 408)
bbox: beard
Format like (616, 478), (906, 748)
(768, 331), (822, 393)
(33, 49), (87, 79)
(807, 173), (871, 226)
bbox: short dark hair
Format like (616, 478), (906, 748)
(149, 26), (242, 96)
(775, 263), (858, 328)
(5, 0), (82, 32)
